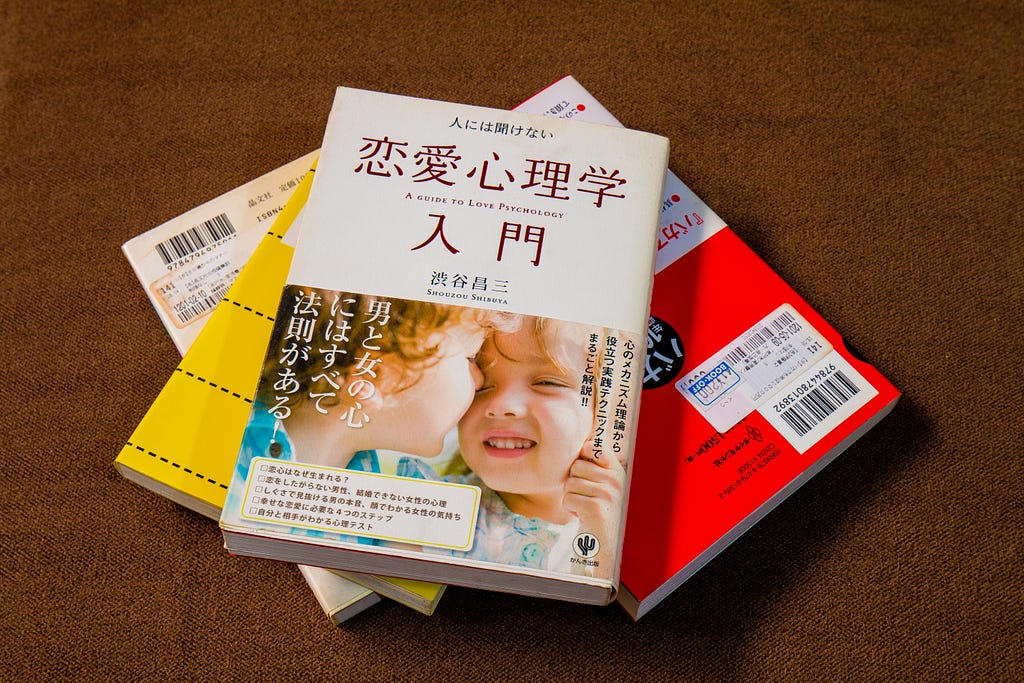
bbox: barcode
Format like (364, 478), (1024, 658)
(155, 213), (236, 265)
(779, 370), (860, 437)
(176, 281), (232, 324)
(725, 310), (798, 366)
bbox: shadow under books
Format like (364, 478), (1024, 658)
(632, 397), (931, 646)
(381, 397), (933, 672)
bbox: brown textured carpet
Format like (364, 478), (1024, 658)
(2, 1), (1021, 680)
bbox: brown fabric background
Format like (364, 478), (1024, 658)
(2, 1), (1021, 680)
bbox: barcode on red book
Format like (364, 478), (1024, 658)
(725, 310), (798, 366)
(779, 370), (860, 437)
(155, 213), (236, 265)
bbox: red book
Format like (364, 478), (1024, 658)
(519, 77), (900, 619)
(620, 225), (899, 618)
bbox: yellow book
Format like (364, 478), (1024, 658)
(116, 159), (444, 618)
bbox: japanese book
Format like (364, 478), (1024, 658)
(122, 150), (318, 354)
(299, 565), (381, 625)
(219, 87), (670, 606)
(299, 565), (382, 626)
(520, 76), (901, 619)
(116, 164), (446, 619)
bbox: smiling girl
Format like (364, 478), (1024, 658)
(402, 315), (626, 576)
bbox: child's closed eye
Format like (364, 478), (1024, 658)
(533, 377), (573, 390)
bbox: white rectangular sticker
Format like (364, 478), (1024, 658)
(122, 150), (318, 353)
(676, 304), (832, 432)
(759, 351), (878, 453)
(240, 458), (480, 550)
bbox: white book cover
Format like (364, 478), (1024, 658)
(122, 151), (318, 354)
(220, 87), (669, 605)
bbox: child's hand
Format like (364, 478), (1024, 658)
(562, 449), (626, 575)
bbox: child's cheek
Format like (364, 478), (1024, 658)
(573, 402), (595, 446)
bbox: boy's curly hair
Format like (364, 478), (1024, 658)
(257, 285), (515, 410)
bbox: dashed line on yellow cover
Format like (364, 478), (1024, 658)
(223, 298), (275, 321)
(176, 368), (254, 403)
(127, 442), (229, 490)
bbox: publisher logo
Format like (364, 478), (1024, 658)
(573, 532), (600, 558)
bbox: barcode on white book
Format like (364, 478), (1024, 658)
(725, 310), (798, 366)
(779, 370), (860, 437)
(155, 213), (236, 265)
(177, 281), (233, 324)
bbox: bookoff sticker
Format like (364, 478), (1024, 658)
(241, 458), (480, 550)
(677, 304), (833, 433)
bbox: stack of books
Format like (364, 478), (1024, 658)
(117, 76), (899, 624)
